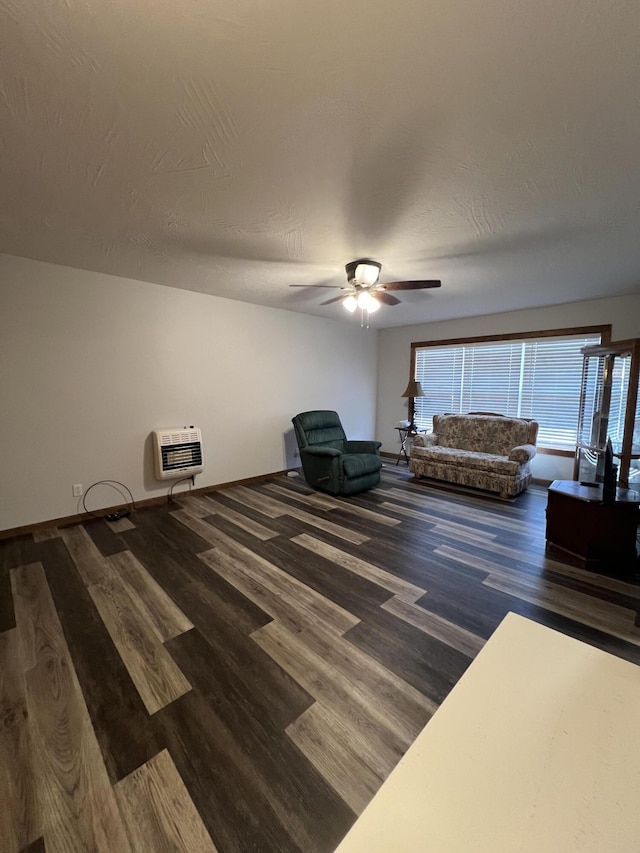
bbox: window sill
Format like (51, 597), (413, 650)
(537, 447), (575, 458)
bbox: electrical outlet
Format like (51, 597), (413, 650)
(72, 483), (83, 497)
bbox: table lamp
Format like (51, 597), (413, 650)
(401, 379), (425, 433)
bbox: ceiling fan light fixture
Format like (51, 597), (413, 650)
(296, 259), (441, 315)
(356, 290), (369, 309)
(357, 290), (380, 312)
(346, 259), (382, 286)
(355, 262), (381, 286)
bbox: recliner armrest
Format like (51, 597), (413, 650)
(509, 443), (537, 464)
(345, 440), (382, 454)
(301, 446), (341, 458)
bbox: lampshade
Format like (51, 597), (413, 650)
(354, 290), (380, 312)
(355, 262), (381, 286)
(343, 295), (357, 312)
(401, 379), (425, 398)
(355, 291), (379, 312)
(345, 259), (382, 285)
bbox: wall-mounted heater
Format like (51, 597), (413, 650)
(153, 427), (204, 480)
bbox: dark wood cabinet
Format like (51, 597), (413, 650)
(545, 480), (639, 573)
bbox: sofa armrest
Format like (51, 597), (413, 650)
(509, 443), (537, 464)
(345, 440), (382, 454)
(302, 446), (341, 458)
(412, 433), (437, 448)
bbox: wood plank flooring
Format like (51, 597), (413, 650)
(1, 466), (639, 853)
(11, 562), (132, 853)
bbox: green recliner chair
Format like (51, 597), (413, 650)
(292, 410), (382, 495)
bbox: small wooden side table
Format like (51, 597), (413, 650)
(394, 427), (424, 465)
(545, 479), (640, 573)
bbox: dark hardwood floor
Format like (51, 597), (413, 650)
(2, 466), (639, 853)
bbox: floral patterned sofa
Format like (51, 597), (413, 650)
(409, 413), (539, 497)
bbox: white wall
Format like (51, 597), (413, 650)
(376, 294), (640, 480)
(0, 254), (378, 530)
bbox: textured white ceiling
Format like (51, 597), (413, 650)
(1, 0), (639, 327)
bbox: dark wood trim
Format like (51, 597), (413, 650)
(381, 451), (402, 461)
(410, 324), (611, 351)
(581, 338), (638, 357)
(0, 469), (293, 540)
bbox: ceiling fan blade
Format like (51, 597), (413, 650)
(381, 280), (442, 291)
(289, 284), (342, 288)
(376, 291), (401, 306)
(321, 294), (348, 306)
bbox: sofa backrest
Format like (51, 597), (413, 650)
(292, 410), (347, 451)
(433, 413), (538, 455)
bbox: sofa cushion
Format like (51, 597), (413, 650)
(434, 414), (535, 456)
(342, 453), (382, 479)
(411, 445), (521, 475)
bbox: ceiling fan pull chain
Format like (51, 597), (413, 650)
(360, 308), (371, 329)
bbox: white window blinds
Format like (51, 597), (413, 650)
(414, 333), (601, 448)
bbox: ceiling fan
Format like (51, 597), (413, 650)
(291, 259), (441, 314)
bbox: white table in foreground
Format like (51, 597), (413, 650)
(335, 612), (640, 853)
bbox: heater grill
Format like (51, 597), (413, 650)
(153, 427), (204, 480)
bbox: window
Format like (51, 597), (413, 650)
(413, 329), (607, 449)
